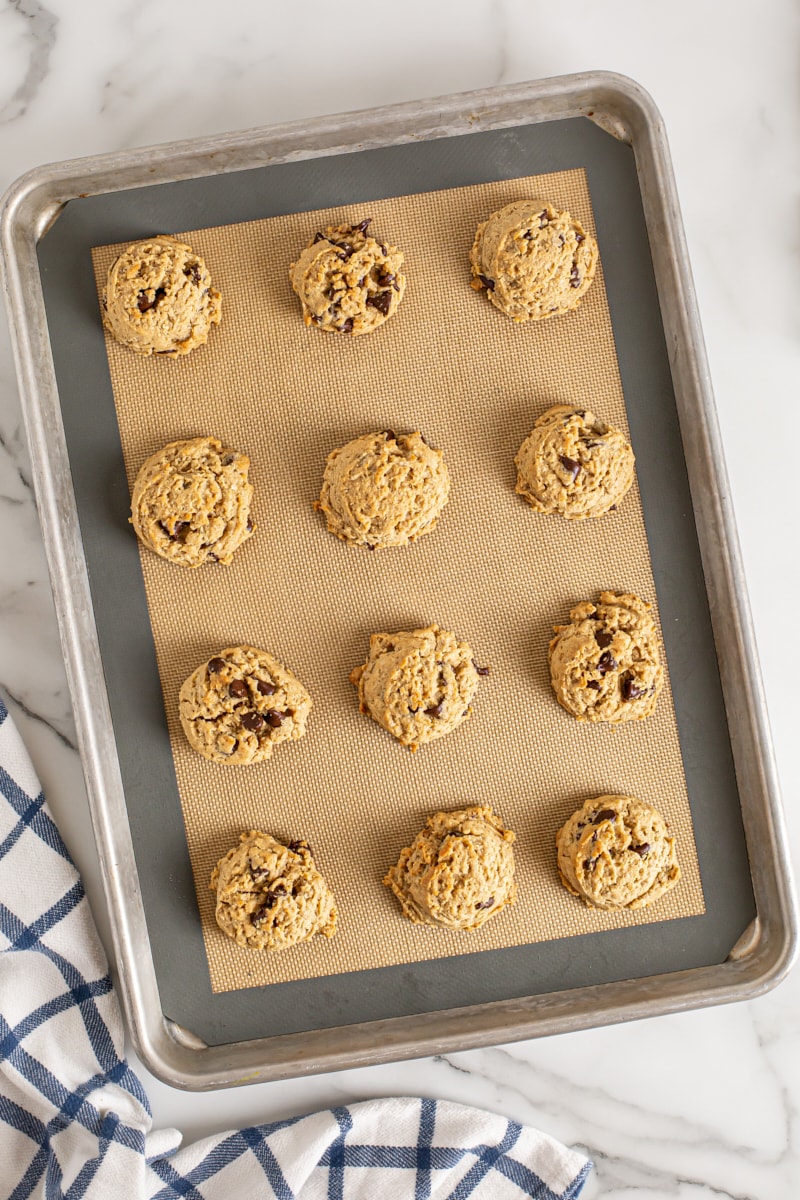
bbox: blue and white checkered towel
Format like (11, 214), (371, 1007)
(0, 694), (591, 1198)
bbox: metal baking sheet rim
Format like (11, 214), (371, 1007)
(1, 71), (796, 1090)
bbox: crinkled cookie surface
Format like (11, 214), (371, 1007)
(548, 591), (663, 724)
(556, 794), (680, 910)
(384, 804), (516, 930)
(130, 435), (253, 567)
(103, 235), (221, 356)
(211, 830), (337, 950)
(316, 429), (449, 548)
(350, 624), (484, 751)
(289, 218), (405, 335)
(515, 405), (635, 519)
(470, 199), (598, 321)
(179, 645), (312, 765)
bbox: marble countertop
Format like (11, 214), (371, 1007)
(1, 2), (798, 1195)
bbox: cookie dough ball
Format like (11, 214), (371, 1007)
(515, 405), (635, 519)
(102, 236), (221, 356)
(316, 430), (450, 549)
(210, 830), (337, 950)
(179, 646), (312, 765)
(470, 199), (598, 321)
(556, 794), (680, 911)
(289, 217), (406, 335)
(350, 624), (483, 751)
(549, 591), (663, 724)
(384, 805), (516, 930)
(130, 436), (254, 567)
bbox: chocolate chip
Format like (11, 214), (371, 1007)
(261, 892), (277, 911)
(265, 709), (286, 728)
(313, 231), (326, 243)
(631, 843), (650, 857)
(595, 631), (613, 648)
(425, 703), (444, 718)
(229, 679), (248, 699)
(558, 234), (565, 245)
(207, 552), (219, 563)
(288, 838), (310, 855)
(337, 242), (354, 258)
(378, 243), (388, 255)
(340, 318), (354, 333)
(366, 290), (392, 316)
(539, 211), (548, 227)
(478, 274), (495, 290)
(241, 711), (265, 732)
(559, 454), (580, 482)
(183, 263), (201, 285)
(352, 218), (371, 235)
(584, 857), (597, 872)
(475, 897), (495, 910)
(208, 657), (227, 674)
(136, 287), (166, 312)
(575, 232), (585, 244)
(376, 271), (395, 287)
(570, 266), (581, 288)
(221, 453), (235, 465)
(384, 429), (397, 441)
(473, 660), (490, 676)
(593, 809), (617, 823)
(587, 681), (600, 690)
(257, 680), (276, 696)
(172, 520), (190, 542)
(596, 650), (617, 676)
(621, 677), (645, 701)
(246, 517), (254, 533)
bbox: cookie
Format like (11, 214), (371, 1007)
(102, 236), (221, 357)
(130, 436), (254, 567)
(548, 591), (663, 724)
(470, 199), (598, 321)
(179, 646), (312, 765)
(316, 429), (450, 549)
(289, 217), (406, 335)
(515, 405), (635, 519)
(349, 624), (483, 751)
(210, 830), (337, 950)
(556, 794), (680, 911)
(384, 804), (516, 930)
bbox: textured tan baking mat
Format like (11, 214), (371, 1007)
(92, 167), (705, 995)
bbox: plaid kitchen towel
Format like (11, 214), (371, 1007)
(0, 695), (591, 1198)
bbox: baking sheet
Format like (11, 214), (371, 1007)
(36, 116), (754, 1045)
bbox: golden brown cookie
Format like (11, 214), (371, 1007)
(179, 646), (312, 765)
(102, 236), (221, 356)
(316, 430), (450, 549)
(548, 591), (663, 724)
(384, 804), (516, 930)
(130, 436), (254, 567)
(350, 624), (484, 751)
(514, 405), (635, 519)
(470, 199), (598, 321)
(289, 218), (406, 335)
(556, 794), (680, 910)
(210, 831), (337, 950)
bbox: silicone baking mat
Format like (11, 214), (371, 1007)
(91, 167), (704, 995)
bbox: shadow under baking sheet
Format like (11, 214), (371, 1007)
(36, 117), (754, 1046)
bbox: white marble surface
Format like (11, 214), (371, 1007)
(1, 1), (799, 1195)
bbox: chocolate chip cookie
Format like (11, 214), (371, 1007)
(515, 405), (635, 519)
(470, 199), (598, 321)
(102, 235), (221, 356)
(349, 624), (484, 751)
(179, 646), (312, 765)
(548, 591), (663, 723)
(384, 804), (516, 930)
(556, 794), (681, 910)
(289, 218), (406, 335)
(130, 435), (254, 567)
(316, 429), (450, 548)
(210, 830), (337, 950)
